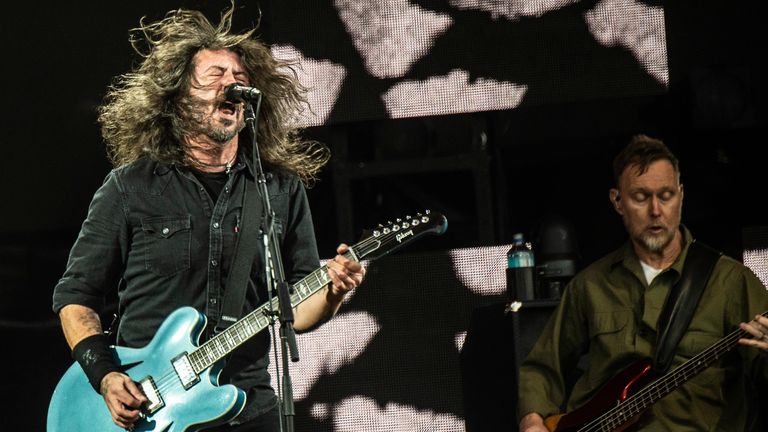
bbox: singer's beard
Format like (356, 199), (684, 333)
(178, 95), (245, 145)
(199, 114), (245, 143)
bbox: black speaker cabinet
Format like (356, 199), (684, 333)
(460, 299), (559, 432)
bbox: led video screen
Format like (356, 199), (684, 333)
(263, 0), (668, 126)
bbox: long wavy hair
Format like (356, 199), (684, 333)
(98, 4), (329, 185)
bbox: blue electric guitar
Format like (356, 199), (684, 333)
(47, 212), (447, 432)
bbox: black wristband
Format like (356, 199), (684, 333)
(72, 334), (121, 394)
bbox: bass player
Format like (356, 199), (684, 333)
(518, 135), (768, 431)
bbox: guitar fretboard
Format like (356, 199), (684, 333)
(186, 256), (342, 373)
(580, 310), (768, 432)
(175, 211), (445, 374)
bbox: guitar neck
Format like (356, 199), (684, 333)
(586, 310), (768, 432)
(187, 250), (353, 373)
(179, 211), (447, 374)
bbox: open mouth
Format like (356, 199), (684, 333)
(648, 225), (665, 234)
(218, 101), (238, 116)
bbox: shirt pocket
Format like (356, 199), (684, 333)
(586, 310), (631, 386)
(140, 215), (191, 277)
(671, 331), (728, 427)
(588, 310), (630, 339)
(676, 330), (722, 362)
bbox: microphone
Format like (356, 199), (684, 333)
(225, 84), (262, 102)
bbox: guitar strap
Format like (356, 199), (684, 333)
(653, 240), (722, 373)
(215, 174), (263, 334)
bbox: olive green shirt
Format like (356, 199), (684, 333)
(518, 227), (768, 431)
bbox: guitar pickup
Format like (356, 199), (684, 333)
(171, 352), (200, 390)
(138, 375), (164, 414)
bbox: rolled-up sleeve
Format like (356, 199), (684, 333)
(52, 171), (128, 314)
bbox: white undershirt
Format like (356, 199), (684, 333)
(640, 260), (664, 285)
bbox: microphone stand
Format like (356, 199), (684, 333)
(244, 98), (299, 432)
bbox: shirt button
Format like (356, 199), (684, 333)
(162, 227), (170, 235)
(213, 222), (220, 229)
(209, 298), (217, 305)
(211, 260), (218, 267)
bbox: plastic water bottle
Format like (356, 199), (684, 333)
(506, 233), (536, 300)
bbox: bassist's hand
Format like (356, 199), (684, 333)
(520, 412), (550, 432)
(101, 371), (147, 430)
(739, 314), (768, 353)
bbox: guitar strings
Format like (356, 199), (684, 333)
(134, 220), (430, 403)
(579, 327), (745, 431)
(577, 310), (768, 432)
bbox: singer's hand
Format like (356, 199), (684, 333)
(327, 243), (365, 298)
(293, 244), (365, 331)
(101, 372), (147, 430)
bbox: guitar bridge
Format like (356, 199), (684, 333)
(171, 352), (200, 390)
(138, 376), (164, 414)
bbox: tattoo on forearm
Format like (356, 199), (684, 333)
(78, 311), (103, 334)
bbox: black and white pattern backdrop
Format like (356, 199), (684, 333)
(262, 0), (668, 126)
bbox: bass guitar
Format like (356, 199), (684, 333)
(47, 211), (447, 432)
(544, 310), (768, 431)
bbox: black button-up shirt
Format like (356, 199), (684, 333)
(53, 155), (320, 419)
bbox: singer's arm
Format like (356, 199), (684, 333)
(295, 243), (365, 330)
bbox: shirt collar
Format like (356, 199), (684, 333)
(153, 161), (173, 176)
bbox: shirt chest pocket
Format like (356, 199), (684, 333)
(141, 216), (191, 277)
(586, 311), (632, 386)
(676, 330), (721, 360)
(588, 311), (630, 339)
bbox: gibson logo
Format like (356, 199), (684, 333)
(396, 230), (414, 243)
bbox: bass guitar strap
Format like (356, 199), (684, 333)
(653, 240), (722, 373)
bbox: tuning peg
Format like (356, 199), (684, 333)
(373, 230), (381, 237)
(425, 209), (431, 214)
(411, 219), (420, 226)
